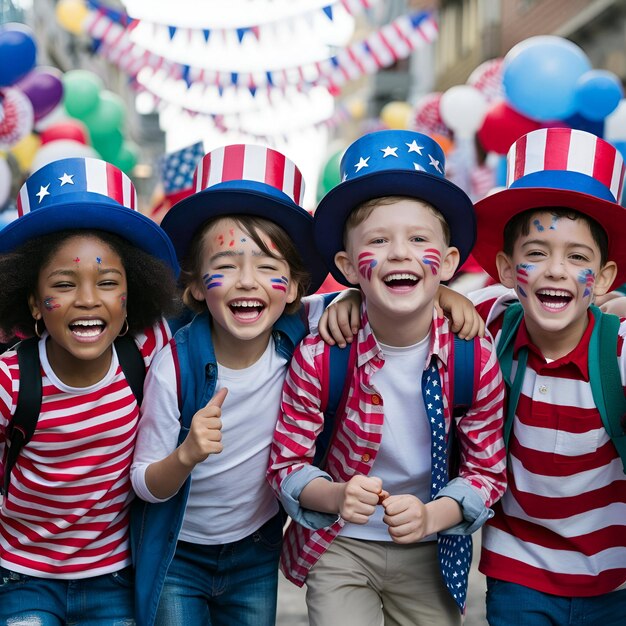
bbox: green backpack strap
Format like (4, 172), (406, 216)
(588, 306), (626, 474)
(496, 303), (527, 447)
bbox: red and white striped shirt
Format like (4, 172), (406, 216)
(0, 321), (170, 579)
(474, 289), (626, 596)
(268, 308), (506, 586)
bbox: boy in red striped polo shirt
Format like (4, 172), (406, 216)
(443, 127), (626, 625)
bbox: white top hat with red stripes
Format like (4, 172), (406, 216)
(0, 157), (178, 273)
(161, 143), (326, 294)
(474, 127), (626, 289)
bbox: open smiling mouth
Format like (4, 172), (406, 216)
(229, 300), (266, 320)
(69, 319), (106, 337)
(536, 289), (573, 310)
(383, 273), (419, 288)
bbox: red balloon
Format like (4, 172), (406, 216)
(477, 100), (541, 155)
(40, 119), (89, 145)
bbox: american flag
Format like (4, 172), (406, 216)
(151, 141), (204, 218)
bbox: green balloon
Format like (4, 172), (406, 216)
(62, 70), (103, 120)
(111, 141), (139, 174)
(316, 149), (343, 203)
(82, 90), (126, 136)
(91, 127), (123, 162)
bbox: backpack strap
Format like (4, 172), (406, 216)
(313, 341), (357, 468)
(2, 337), (42, 496)
(588, 307), (626, 474)
(114, 334), (146, 406)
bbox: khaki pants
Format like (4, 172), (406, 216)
(305, 536), (461, 626)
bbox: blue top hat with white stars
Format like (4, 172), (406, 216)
(314, 130), (475, 286)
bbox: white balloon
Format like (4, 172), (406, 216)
(440, 85), (488, 138)
(0, 156), (11, 208)
(604, 99), (626, 143)
(30, 139), (98, 174)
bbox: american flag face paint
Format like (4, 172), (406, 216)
(43, 296), (60, 311)
(358, 252), (377, 281)
(516, 263), (534, 298)
(271, 276), (289, 292)
(422, 248), (441, 275)
(203, 273), (224, 290)
(578, 268), (595, 298)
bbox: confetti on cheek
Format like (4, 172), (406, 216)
(515, 263), (534, 298)
(43, 296), (60, 311)
(121, 293), (127, 309)
(422, 248), (441, 275)
(357, 251), (377, 281)
(271, 276), (289, 292)
(578, 268), (595, 298)
(203, 273), (224, 290)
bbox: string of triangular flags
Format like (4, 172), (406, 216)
(86, 8), (437, 99)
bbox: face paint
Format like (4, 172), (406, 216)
(549, 215), (559, 230)
(358, 251), (377, 281)
(516, 263), (534, 298)
(121, 292), (127, 309)
(229, 228), (235, 247)
(532, 219), (544, 232)
(270, 276), (289, 292)
(203, 273), (224, 290)
(422, 248), (441, 275)
(43, 296), (60, 311)
(578, 268), (595, 298)
(73, 257), (80, 263)
(96, 257), (102, 264)
(217, 234), (224, 246)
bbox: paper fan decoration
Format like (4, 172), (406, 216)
(410, 92), (451, 139)
(0, 88), (34, 149)
(467, 58), (504, 103)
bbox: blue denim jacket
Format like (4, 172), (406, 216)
(131, 309), (308, 626)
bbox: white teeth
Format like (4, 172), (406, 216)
(72, 319), (104, 326)
(230, 300), (264, 308)
(538, 289), (570, 297)
(384, 273), (417, 282)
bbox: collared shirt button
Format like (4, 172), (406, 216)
(539, 384), (548, 394)
(362, 453), (371, 463)
(371, 394), (381, 405)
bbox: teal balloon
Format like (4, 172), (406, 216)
(62, 70), (103, 119)
(91, 127), (123, 162)
(82, 90), (125, 135)
(316, 150), (343, 202)
(111, 141), (139, 174)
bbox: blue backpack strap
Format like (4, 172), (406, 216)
(313, 341), (356, 468)
(588, 306), (626, 474)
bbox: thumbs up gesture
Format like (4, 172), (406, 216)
(178, 388), (228, 467)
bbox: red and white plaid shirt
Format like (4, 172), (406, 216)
(268, 306), (506, 585)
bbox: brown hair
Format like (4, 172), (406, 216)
(344, 195), (451, 248)
(502, 207), (609, 266)
(180, 215), (310, 315)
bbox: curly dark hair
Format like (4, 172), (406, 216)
(0, 229), (181, 338)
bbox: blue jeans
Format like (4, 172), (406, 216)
(155, 513), (282, 626)
(0, 565), (135, 625)
(486, 577), (626, 626)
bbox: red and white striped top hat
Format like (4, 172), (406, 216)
(0, 157), (178, 272)
(161, 143), (327, 294)
(473, 127), (626, 289)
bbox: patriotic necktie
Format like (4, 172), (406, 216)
(423, 360), (472, 612)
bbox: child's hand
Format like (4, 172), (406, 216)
(338, 475), (382, 524)
(435, 285), (485, 340)
(596, 293), (626, 316)
(318, 289), (361, 348)
(381, 494), (429, 543)
(177, 388), (228, 467)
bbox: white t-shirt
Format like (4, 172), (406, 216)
(340, 334), (435, 542)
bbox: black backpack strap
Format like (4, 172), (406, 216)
(114, 335), (146, 406)
(3, 337), (42, 496)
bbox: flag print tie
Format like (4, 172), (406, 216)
(423, 361), (472, 612)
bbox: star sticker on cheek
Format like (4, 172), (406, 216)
(36, 184), (50, 203)
(58, 173), (74, 186)
(354, 156), (370, 172)
(428, 154), (442, 173)
(406, 140), (424, 155)
(380, 146), (398, 158)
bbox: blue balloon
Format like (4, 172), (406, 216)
(0, 23), (37, 87)
(503, 36), (591, 121)
(564, 112), (604, 138)
(575, 70), (624, 121)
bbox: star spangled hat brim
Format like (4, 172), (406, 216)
(473, 186), (626, 290)
(161, 180), (328, 294)
(0, 193), (180, 275)
(314, 169), (476, 286)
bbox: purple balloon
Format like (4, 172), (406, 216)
(16, 67), (63, 121)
